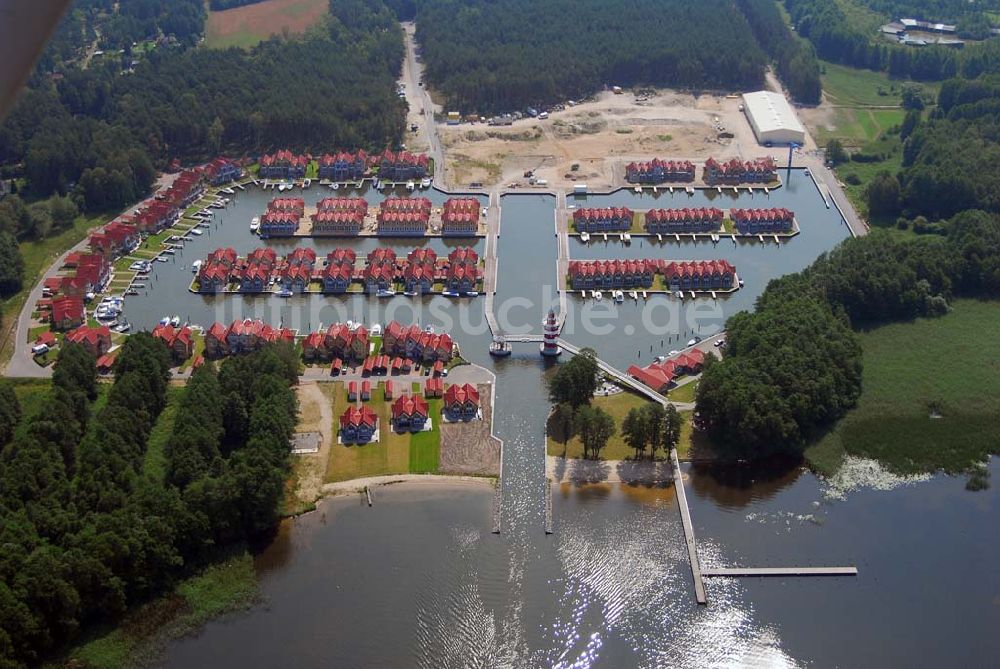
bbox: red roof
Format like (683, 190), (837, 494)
(65, 324), (110, 348)
(391, 393), (429, 419)
(35, 331), (57, 346)
(444, 383), (480, 406)
(340, 405), (378, 429)
(51, 296), (84, 323)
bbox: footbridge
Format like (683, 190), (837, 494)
(500, 335), (669, 406)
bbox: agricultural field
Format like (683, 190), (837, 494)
(806, 300), (1000, 476)
(204, 0), (329, 50)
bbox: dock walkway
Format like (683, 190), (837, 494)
(702, 567), (858, 577)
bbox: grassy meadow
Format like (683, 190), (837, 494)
(806, 300), (1000, 476)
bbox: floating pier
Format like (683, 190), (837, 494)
(671, 449), (707, 604)
(491, 482), (502, 534)
(702, 567), (858, 577)
(544, 479), (553, 534)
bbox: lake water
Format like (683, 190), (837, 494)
(160, 172), (1000, 668)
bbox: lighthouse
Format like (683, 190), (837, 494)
(540, 309), (561, 356)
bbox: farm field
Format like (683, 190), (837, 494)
(205, 0), (329, 50)
(805, 300), (1000, 476)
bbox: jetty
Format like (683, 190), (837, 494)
(672, 449), (707, 604)
(702, 567), (858, 577)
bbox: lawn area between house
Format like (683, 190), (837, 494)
(668, 380), (698, 404)
(805, 300), (1000, 477)
(204, 0), (329, 50)
(60, 549), (257, 669)
(820, 61), (938, 108)
(323, 382), (443, 483)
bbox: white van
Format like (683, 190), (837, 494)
(31, 344), (50, 356)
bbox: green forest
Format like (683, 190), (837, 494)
(697, 210), (1000, 459)
(413, 0), (769, 114)
(0, 339), (300, 667)
(0, 0), (404, 215)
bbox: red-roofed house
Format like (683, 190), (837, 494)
(65, 325), (112, 356)
(391, 393), (429, 432)
(340, 405), (378, 444)
(444, 383), (480, 420)
(153, 324), (194, 362)
(50, 296), (85, 331)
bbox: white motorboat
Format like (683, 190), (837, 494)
(250, 216), (260, 233)
(192, 260), (203, 273)
(441, 290), (460, 298)
(376, 288), (397, 298)
(420, 178), (431, 188)
(580, 231), (590, 242)
(594, 291), (603, 301)
(170, 315), (181, 327)
(277, 288), (294, 298)
(613, 290), (624, 303)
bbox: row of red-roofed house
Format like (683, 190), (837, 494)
(730, 208), (794, 234)
(39, 252), (112, 329)
(704, 157), (777, 184)
(627, 348), (708, 393)
(568, 259), (737, 291)
(625, 159), (696, 184)
(644, 207), (724, 233)
(333, 352), (450, 379)
(204, 319), (297, 358)
(440, 198), (481, 235)
(311, 197), (368, 235)
(573, 207), (634, 232)
(302, 321), (454, 364)
(377, 197), (432, 236)
(258, 149), (429, 182)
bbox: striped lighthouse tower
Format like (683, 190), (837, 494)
(540, 309), (561, 357)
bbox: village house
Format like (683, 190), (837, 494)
(152, 324), (194, 361)
(441, 198), (481, 236)
(259, 198), (305, 238)
(384, 380), (395, 400)
(703, 157), (777, 185)
(259, 150), (309, 179)
(376, 150), (429, 182)
(568, 259), (656, 290)
(133, 200), (178, 234)
(317, 150), (368, 181)
(625, 158), (696, 184)
(377, 197), (432, 236)
(236, 248), (277, 293)
(730, 208), (794, 234)
(302, 332), (329, 362)
(444, 383), (480, 421)
(322, 248), (357, 293)
(363, 248), (397, 292)
(65, 324), (112, 357)
(204, 319), (295, 357)
(340, 405), (378, 444)
(198, 247), (238, 292)
(324, 323), (369, 361)
(278, 247), (316, 292)
(89, 220), (139, 259)
(347, 380), (358, 402)
(661, 260), (736, 291)
(628, 348), (707, 392)
(573, 207), (634, 233)
(401, 248), (436, 293)
(159, 171), (204, 209)
(72, 254), (111, 294)
(203, 157), (242, 186)
(391, 393), (430, 432)
(444, 247), (480, 293)
(311, 197), (368, 236)
(644, 207), (724, 234)
(381, 321), (454, 362)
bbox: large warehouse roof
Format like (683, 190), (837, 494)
(741, 91), (806, 144)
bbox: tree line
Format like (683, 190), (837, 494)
(0, 338), (300, 667)
(736, 0), (822, 104)
(1, 0), (405, 214)
(413, 0), (768, 114)
(696, 210), (1000, 458)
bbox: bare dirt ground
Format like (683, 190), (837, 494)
(437, 89), (814, 191)
(439, 383), (501, 475)
(288, 381), (333, 511)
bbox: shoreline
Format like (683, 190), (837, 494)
(317, 473), (496, 500)
(546, 454), (676, 484)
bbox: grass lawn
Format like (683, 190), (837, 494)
(63, 549), (257, 669)
(546, 390), (655, 460)
(142, 385), (184, 483)
(805, 300), (1000, 476)
(668, 380), (698, 404)
(323, 383), (442, 482)
(205, 0), (329, 49)
(10, 379), (52, 440)
(820, 61), (938, 108)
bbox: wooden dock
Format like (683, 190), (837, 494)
(544, 479), (553, 534)
(671, 449), (707, 604)
(702, 567), (857, 577)
(491, 481), (502, 534)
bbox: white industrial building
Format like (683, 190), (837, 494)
(741, 91), (806, 146)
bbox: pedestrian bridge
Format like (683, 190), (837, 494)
(499, 335), (669, 406)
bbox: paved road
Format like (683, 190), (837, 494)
(400, 22), (444, 185)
